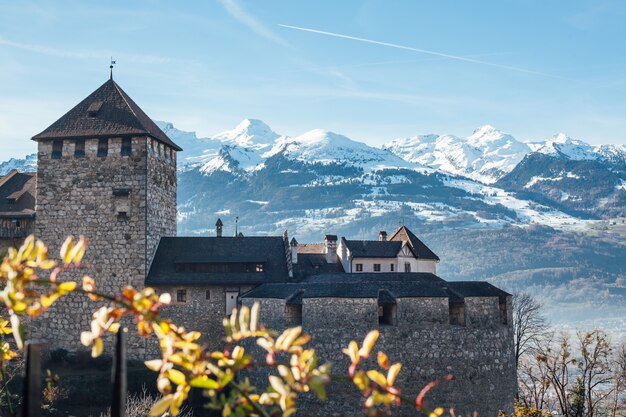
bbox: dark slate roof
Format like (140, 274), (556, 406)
(241, 272), (450, 301)
(146, 236), (289, 286)
(0, 171), (36, 218)
(32, 79), (182, 151)
(343, 239), (402, 258)
(388, 226), (439, 260)
(293, 254), (345, 279)
(241, 273), (511, 303)
(446, 281), (511, 303)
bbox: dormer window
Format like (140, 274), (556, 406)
(255, 263), (264, 272)
(87, 101), (103, 117)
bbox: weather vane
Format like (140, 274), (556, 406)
(109, 57), (116, 80)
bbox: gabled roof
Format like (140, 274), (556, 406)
(388, 226), (439, 261)
(0, 170), (36, 218)
(146, 236), (289, 286)
(32, 79), (182, 151)
(342, 239), (402, 258)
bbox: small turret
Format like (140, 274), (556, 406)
(215, 218), (223, 237)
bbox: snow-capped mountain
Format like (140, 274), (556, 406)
(384, 125), (531, 184)
(267, 129), (420, 172)
(0, 153), (37, 175)
(534, 133), (626, 165)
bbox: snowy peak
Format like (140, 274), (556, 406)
(534, 133), (626, 164)
(213, 118), (279, 149)
(0, 154), (37, 176)
(272, 129), (418, 171)
(385, 126), (530, 184)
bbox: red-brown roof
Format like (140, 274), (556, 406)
(32, 79), (182, 151)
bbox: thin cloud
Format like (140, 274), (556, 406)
(278, 24), (552, 77)
(0, 37), (191, 65)
(218, 0), (289, 47)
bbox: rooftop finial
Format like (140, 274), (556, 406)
(109, 57), (116, 80)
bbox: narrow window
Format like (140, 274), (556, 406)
(390, 264), (394, 272)
(121, 138), (132, 156)
(205, 289), (211, 300)
(404, 263), (411, 272)
(97, 138), (108, 158)
(499, 300), (508, 325)
(285, 304), (302, 326)
(449, 301), (465, 326)
(116, 211), (128, 221)
(176, 289), (187, 303)
(374, 263), (381, 272)
(378, 304), (396, 326)
(15, 220), (21, 228)
(355, 263), (363, 272)
(74, 139), (85, 157)
(256, 263), (264, 272)
(51, 140), (63, 159)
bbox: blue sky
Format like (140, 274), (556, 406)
(1, 0), (625, 159)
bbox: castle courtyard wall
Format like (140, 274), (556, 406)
(241, 296), (516, 417)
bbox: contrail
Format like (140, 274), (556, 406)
(278, 24), (549, 76)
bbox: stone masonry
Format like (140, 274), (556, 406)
(32, 136), (177, 356)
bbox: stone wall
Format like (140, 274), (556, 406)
(241, 295), (516, 417)
(32, 136), (177, 357)
(154, 285), (254, 353)
(0, 218), (35, 254)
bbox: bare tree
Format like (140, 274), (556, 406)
(608, 343), (626, 417)
(576, 329), (613, 417)
(537, 332), (576, 417)
(513, 293), (549, 369)
(518, 352), (553, 411)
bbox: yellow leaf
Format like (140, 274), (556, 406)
(189, 375), (220, 389)
(359, 330), (379, 358)
(91, 337), (103, 357)
(222, 403), (231, 417)
(166, 369), (186, 386)
(387, 363), (402, 386)
(342, 340), (359, 364)
(60, 237), (74, 265)
(377, 352), (390, 370)
(145, 359), (163, 372)
(366, 370), (387, 387)
(149, 394), (173, 417)
(10, 315), (23, 350)
(269, 375), (287, 395)
(58, 281), (77, 293)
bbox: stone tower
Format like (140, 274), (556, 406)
(31, 77), (181, 353)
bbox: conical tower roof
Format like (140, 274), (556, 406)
(32, 79), (182, 151)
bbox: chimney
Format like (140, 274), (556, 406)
(215, 218), (223, 237)
(379, 230), (387, 241)
(290, 237), (298, 264)
(324, 234), (338, 264)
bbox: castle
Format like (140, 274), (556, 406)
(0, 77), (516, 416)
